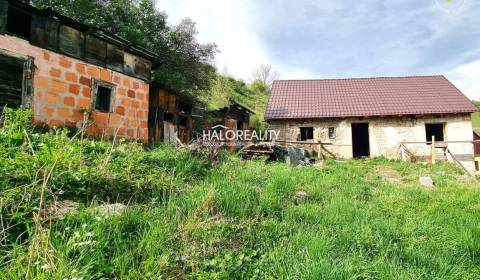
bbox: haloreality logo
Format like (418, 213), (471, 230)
(203, 125), (279, 145)
(435, 0), (465, 13)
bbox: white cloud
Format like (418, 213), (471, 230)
(446, 59), (480, 100)
(157, 0), (271, 80)
(157, 0), (480, 85)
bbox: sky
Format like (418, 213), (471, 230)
(157, 0), (480, 100)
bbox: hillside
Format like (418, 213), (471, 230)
(204, 75), (270, 130)
(473, 112), (480, 134)
(1, 109), (480, 279)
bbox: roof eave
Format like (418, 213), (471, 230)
(265, 111), (477, 121)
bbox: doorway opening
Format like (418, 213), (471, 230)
(300, 127), (314, 141)
(425, 123), (444, 143)
(352, 123), (370, 158)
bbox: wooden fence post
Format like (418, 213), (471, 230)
(431, 135), (435, 164)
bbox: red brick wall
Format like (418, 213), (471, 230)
(0, 34), (149, 141)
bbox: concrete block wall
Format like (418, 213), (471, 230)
(0, 34), (149, 141)
(269, 114), (475, 173)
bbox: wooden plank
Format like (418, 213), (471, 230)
(158, 89), (167, 109)
(447, 148), (472, 175)
(106, 43), (123, 72)
(148, 88), (159, 108)
(124, 52), (151, 81)
(402, 140), (480, 144)
(0, 90), (22, 107)
(22, 57), (34, 108)
(30, 13), (59, 50)
(85, 34), (107, 66)
(134, 56), (151, 81)
(123, 52), (136, 76)
(58, 24), (84, 59)
(167, 93), (176, 113)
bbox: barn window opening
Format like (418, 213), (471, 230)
(6, 7), (32, 39)
(93, 81), (115, 112)
(475, 160), (479, 172)
(328, 127), (336, 139)
(425, 123), (444, 143)
(300, 127), (314, 141)
(0, 54), (24, 108)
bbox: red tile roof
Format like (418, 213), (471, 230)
(265, 75), (477, 120)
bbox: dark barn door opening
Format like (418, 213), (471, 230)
(352, 123), (370, 158)
(425, 123), (444, 143)
(0, 54), (25, 108)
(148, 90), (164, 144)
(0, 53), (34, 109)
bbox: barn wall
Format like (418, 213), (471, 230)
(268, 114), (475, 172)
(0, 34), (149, 141)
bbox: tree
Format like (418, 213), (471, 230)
(155, 18), (218, 95)
(473, 100), (480, 109)
(250, 64), (280, 89)
(31, 0), (218, 95)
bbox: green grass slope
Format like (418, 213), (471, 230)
(203, 76), (269, 130)
(1, 109), (480, 279)
(472, 112), (480, 134)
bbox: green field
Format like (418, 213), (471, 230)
(473, 112), (480, 134)
(1, 109), (480, 279)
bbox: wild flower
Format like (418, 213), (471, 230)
(41, 263), (49, 270)
(86, 232), (94, 237)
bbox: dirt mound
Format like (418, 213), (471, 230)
(373, 166), (402, 184)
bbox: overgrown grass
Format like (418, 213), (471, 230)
(1, 109), (480, 279)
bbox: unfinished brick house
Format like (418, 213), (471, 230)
(266, 76), (479, 173)
(0, 0), (156, 141)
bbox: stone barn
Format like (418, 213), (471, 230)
(265, 76), (478, 173)
(0, 0), (156, 141)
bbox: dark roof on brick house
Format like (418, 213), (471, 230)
(265, 75), (477, 120)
